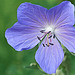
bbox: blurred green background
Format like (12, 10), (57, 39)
(0, 0), (75, 75)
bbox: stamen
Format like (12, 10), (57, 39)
(40, 33), (46, 38)
(50, 38), (52, 42)
(38, 28), (55, 47)
(37, 36), (41, 41)
(42, 44), (45, 47)
(48, 35), (52, 38)
(53, 34), (55, 38)
(40, 30), (45, 33)
(47, 31), (51, 34)
(49, 43), (54, 45)
(46, 44), (49, 47)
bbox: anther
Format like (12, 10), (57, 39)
(49, 43), (54, 45)
(53, 34), (55, 38)
(47, 31), (51, 34)
(48, 35), (52, 38)
(40, 30), (45, 33)
(37, 36), (41, 41)
(42, 44), (45, 47)
(46, 44), (49, 47)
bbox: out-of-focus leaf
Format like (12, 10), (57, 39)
(70, 52), (75, 56)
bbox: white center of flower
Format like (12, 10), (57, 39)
(45, 26), (54, 33)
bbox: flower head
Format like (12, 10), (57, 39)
(5, 1), (75, 74)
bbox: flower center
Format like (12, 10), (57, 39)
(37, 26), (55, 47)
(45, 26), (53, 33)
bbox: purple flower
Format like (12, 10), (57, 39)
(5, 1), (75, 74)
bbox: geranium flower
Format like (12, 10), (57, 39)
(5, 1), (75, 74)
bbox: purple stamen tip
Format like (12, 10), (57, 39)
(37, 36), (41, 41)
(42, 44), (45, 47)
(46, 44), (49, 47)
(40, 30), (45, 33)
(49, 43), (54, 45)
